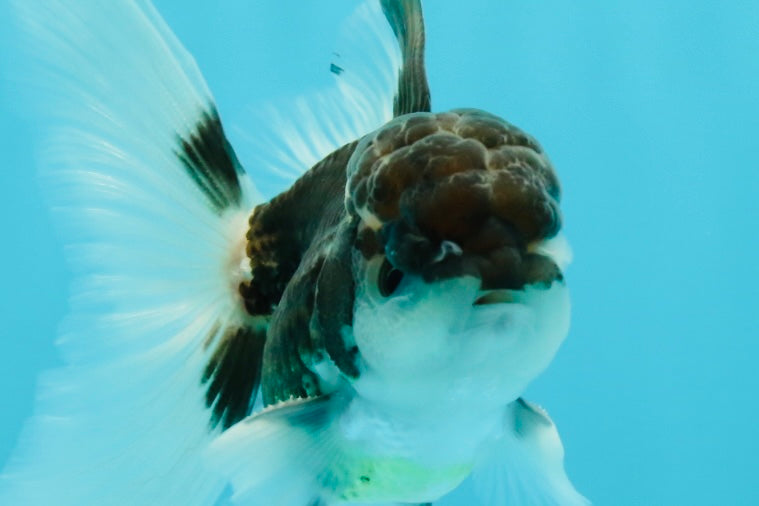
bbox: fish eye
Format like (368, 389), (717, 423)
(378, 257), (404, 297)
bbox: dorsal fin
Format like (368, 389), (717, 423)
(240, 0), (433, 331)
(381, 0), (431, 116)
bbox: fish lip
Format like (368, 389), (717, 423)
(473, 289), (516, 306)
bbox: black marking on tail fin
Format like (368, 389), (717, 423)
(203, 325), (266, 429)
(381, 0), (431, 116)
(175, 106), (245, 212)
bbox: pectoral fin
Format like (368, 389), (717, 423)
(439, 399), (590, 506)
(457, 398), (590, 506)
(207, 394), (350, 506)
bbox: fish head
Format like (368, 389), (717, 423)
(342, 108), (571, 407)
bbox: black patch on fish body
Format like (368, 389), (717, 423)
(241, 142), (358, 318)
(175, 106), (245, 212)
(246, 142), (363, 405)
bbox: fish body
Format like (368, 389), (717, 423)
(0, 1), (587, 505)
(216, 106), (577, 505)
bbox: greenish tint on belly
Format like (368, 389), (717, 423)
(325, 454), (472, 503)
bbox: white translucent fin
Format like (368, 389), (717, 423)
(207, 395), (348, 506)
(1, 1), (260, 505)
(467, 399), (590, 506)
(232, 0), (400, 194)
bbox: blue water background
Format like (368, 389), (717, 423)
(1, 1), (758, 504)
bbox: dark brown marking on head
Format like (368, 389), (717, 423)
(202, 324), (266, 430)
(174, 106), (245, 213)
(355, 224), (383, 259)
(347, 108), (563, 289)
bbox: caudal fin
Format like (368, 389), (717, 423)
(1, 1), (262, 504)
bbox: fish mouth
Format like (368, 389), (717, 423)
(473, 289), (515, 306)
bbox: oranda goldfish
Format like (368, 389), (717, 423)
(0, 1), (587, 505)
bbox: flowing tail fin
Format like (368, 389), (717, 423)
(0, 1), (263, 504)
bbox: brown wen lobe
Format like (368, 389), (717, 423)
(347, 109), (563, 289)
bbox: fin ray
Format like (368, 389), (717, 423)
(1, 1), (262, 504)
(461, 398), (590, 506)
(381, 0), (431, 115)
(208, 395), (349, 506)
(231, 0), (400, 196)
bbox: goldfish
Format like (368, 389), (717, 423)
(0, 1), (587, 505)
